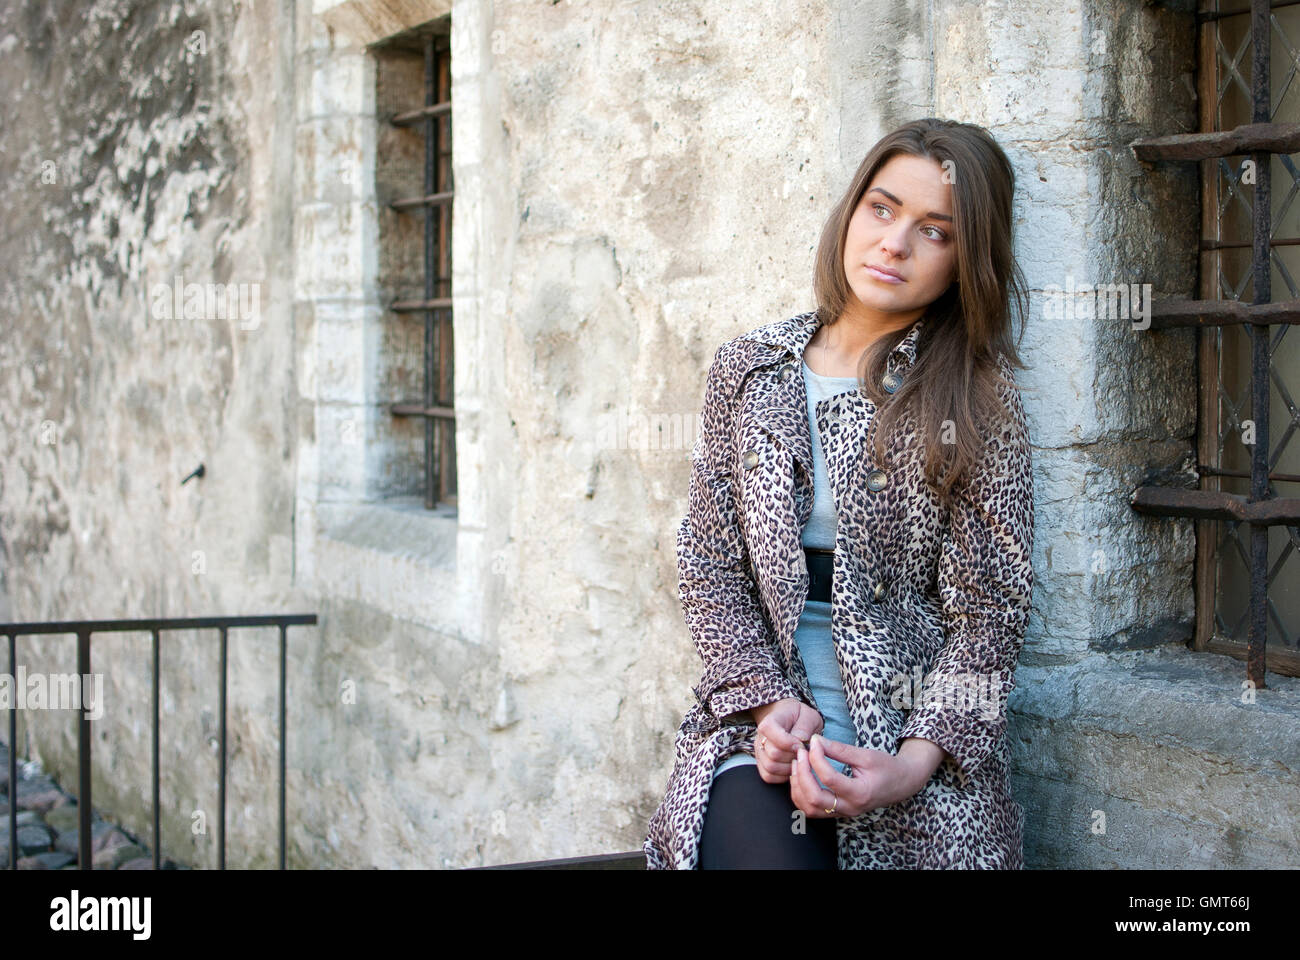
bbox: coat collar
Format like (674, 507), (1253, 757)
(729, 309), (927, 546)
(735, 309), (926, 384)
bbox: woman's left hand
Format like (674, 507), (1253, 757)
(789, 733), (925, 818)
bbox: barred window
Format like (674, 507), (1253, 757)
(1133, 0), (1300, 681)
(374, 20), (455, 510)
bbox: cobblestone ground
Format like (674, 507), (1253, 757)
(1, 740), (187, 870)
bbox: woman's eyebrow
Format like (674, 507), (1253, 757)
(867, 186), (953, 222)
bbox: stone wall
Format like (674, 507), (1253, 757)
(0, 0), (305, 867)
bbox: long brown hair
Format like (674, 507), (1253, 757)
(813, 118), (1029, 505)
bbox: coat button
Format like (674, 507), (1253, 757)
(870, 580), (888, 603)
(866, 468), (887, 491)
(742, 449), (759, 470)
(780, 366), (795, 382)
(882, 371), (903, 394)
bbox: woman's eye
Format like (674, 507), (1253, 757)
(873, 203), (947, 241)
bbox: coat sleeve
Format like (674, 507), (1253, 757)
(678, 341), (802, 728)
(897, 354), (1034, 789)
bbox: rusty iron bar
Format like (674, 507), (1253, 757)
(1198, 463), (1300, 484)
(1131, 487), (1300, 523)
(390, 101), (451, 126)
(1248, 0), (1270, 690)
(389, 402), (455, 419)
(388, 190), (454, 213)
(1201, 236), (1300, 249)
(1131, 121), (1300, 161)
(2, 613), (316, 870)
(424, 32), (441, 510)
(1197, 0), (1300, 23)
(1146, 298), (1300, 328)
(390, 297), (453, 312)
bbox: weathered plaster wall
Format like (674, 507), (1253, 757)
(480, 0), (859, 863)
(0, 0), (305, 866)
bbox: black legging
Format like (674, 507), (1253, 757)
(697, 763), (839, 869)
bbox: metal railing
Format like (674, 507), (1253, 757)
(3, 614), (317, 870)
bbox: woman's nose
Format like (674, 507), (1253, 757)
(880, 226), (910, 257)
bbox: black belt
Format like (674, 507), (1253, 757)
(804, 547), (834, 603)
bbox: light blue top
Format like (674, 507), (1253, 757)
(712, 361), (861, 789)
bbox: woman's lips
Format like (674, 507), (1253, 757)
(865, 264), (904, 283)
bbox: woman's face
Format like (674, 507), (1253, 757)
(841, 153), (958, 322)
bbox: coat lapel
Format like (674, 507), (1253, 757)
(735, 308), (927, 499)
(733, 313), (817, 490)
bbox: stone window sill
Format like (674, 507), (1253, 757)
(1015, 643), (1300, 750)
(1012, 643), (1300, 858)
(314, 497), (458, 632)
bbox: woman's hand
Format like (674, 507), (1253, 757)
(789, 734), (936, 819)
(749, 698), (824, 785)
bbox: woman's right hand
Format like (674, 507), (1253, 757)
(750, 698), (824, 784)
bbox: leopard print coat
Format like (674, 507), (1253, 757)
(643, 308), (1034, 869)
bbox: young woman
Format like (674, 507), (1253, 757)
(643, 118), (1035, 869)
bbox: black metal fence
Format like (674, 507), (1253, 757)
(3, 614), (316, 870)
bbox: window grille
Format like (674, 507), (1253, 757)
(387, 27), (455, 509)
(1131, 0), (1300, 682)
